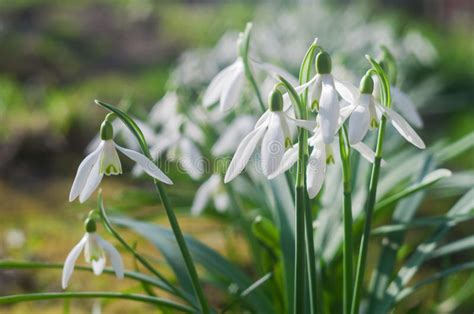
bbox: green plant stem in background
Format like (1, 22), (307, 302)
(350, 116), (387, 314)
(94, 101), (209, 314)
(304, 192), (318, 314)
(0, 292), (194, 312)
(154, 181), (211, 314)
(339, 128), (353, 314)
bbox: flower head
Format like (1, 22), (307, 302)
(191, 174), (229, 216)
(70, 117), (173, 203)
(62, 217), (124, 289)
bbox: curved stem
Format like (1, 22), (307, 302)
(0, 292), (195, 312)
(350, 117), (387, 314)
(339, 128), (353, 314)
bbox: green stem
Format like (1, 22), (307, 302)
(339, 129), (353, 314)
(294, 129), (307, 314)
(0, 292), (194, 312)
(304, 192), (318, 314)
(154, 181), (210, 314)
(350, 116), (387, 314)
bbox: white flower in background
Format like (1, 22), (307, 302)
(86, 118), (156, 154)
(373, 76), (423, 128)
(203, 57), (245, 112)
(225, 89), (314, 182)
(62, 218), (123, 289)
(136, 115), (205, 180)
(212, 115), (257, 156)
(269, 106), (379, 198)
(5, 228), (26, 249)
(149, 91), (179, 126)
(70, 119), (173, 203)
(191, 174), (229, 216)
(348, 75), (425, 149)
(305, 51), (358, 144)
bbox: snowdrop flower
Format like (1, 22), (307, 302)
(62, 217), (124, 289)
(348, 74), (425, 149)
(305, 51), (358, 144)
(373, 76), (423, 128)
(225, 89), (312, 183)
(149, 91), (179, 126)
(269, 107), (379, 198)
(212, 115), (257, 156)
(70, 116), (173, 203)
(191, 174), (229, 216)
(203, 56), (245, 112)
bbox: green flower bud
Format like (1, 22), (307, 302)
(85, 217), (97, 233)
(359, 74), (374, 94)
(315, 51), (332, 74)
(268, 88), (283, 112)
(100, 120), (114, 140)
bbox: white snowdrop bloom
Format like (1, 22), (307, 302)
(212, 115), (257, 156)
(373, 76), (423, 128)
(348, 74), (425, 149)
(269, 108), (379, 198)
(70, 119), (172, 203)
(305, 51), (358, 144)
(203, 57), (246, 112)
(149, 91), (179, 126)
(224, 89), (314, 183)
(191, 174), (229, 216)
(62, 218), (123, 289)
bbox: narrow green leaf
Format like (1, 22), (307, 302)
(252, 215), (281, 252)
(429, 235), (474, 260)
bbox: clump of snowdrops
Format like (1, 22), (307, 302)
(1, 17), (473, 314)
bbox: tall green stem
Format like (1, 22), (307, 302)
(350, 117), (387, 314)
(304, 192), (318, 314)
(154, 181), (210, 314)
(339, 128), (353, 314)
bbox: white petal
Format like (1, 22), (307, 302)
(334, 79), (358, 103)
(224, 125), (267, 183)
(85, 134), (101, 154)
(91, 257), (106, 275)
(115, 145), (173, 184)
(392, 87), (423, 128)
(179, 138), (204, 180)
(286, 114), (318, 131)
(261, 113), (285, 176)
(97, 235), (124, 279)
(62, 234), (87, 289)
(309, 74), (323, 106)
(100, 140), (122, 176)
(79, 160), (104, 203)
(268, 143), (298, 179)
(190, 175), (218, 216)
(350, 141), (386, 166)
(220, 65), (245, 112)
(306, 140), (327, 199)
(213, 194), (229, 213)
(382, 106), (426, 149)
(150, 92), (178, 125)
(348, 95), (371, 145)
(69, 142), (104, 202)
(255, 111), (271, 129)
(212, 115), (256, 156)
(203, 62), (239, 107)
(319, 75), (340, 144)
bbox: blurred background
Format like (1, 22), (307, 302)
(0, 0), (472, 313)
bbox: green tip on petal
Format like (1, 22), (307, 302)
(100, 120), (114, 140)
(268, 88), (283, 112)
(359, 74), (374, 94)
(285, 137), (292, 149)
(85, 217), (97, 233)
(311, 99), (319, 112)
(315, 51), (332, 74)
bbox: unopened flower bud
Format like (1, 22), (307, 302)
(359, 74), (374, 94)
(315, 51), (332, 74)
(268, 89), (283, 112)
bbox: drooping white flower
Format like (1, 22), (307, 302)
(70, 119), (172, 203)
(269, 108), (380, 198)
(191, 174), (229, 216)
(373, 75), (423, 128)
(348, 74), (425, 149)
(304, 51), (358, 144)
(62, 226), (124, 289)
(149, 91), (179, 126)
(224, 89), (313, 183)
